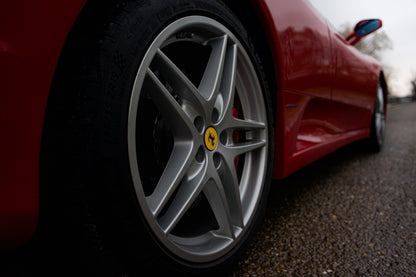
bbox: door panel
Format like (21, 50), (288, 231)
(330, 33), (376, 131)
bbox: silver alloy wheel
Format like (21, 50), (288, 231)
(374, 84), (386, 145)
(128, 16), (268, 263)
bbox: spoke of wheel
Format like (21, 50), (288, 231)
(144, 69), (195, 139)
(219, 44), (238, 120)
(203, 176), (235, 239)
(377, 87), (384, 113)
(224, 140), (266, 158)
(375, 113), (385, 136)
(198, 35), (228, 100)
(217, 154), (244, 228)
(147, 143), (196, 217)
(152, 49), (206, 113)
(158, 160), (208, 234)
(226, 117), (266, 131)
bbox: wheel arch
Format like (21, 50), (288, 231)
(221, 0), (279, 126)
(49, 0), (279, 124)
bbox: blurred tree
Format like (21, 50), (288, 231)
(338, 23), (393, 61)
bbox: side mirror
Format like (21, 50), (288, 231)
(346, 19), (382, 45)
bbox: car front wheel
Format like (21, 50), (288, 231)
(41, 0), (274, 276)
(368, 82), (386, 152)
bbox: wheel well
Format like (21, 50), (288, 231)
(222, 0), (278, 124)
(52, 0), (278, 126)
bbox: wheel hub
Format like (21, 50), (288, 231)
(204, 127), (218, 151)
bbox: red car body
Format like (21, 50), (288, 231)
(0, 0), (384, 249)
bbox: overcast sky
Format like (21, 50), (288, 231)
(309, 0), (416, 97)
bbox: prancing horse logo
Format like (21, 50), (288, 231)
(208, 132), (216, 146)
(204, 127), (218, 151)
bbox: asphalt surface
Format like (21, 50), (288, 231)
(230, 102), (416, 276)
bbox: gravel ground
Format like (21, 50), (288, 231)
(230, 102), (416, 276)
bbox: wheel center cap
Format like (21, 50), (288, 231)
(204, 127), (218, 151)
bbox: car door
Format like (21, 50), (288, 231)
(330, 31), (378, 132)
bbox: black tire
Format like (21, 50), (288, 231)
(40, 0), (274, 276)
(367, 82), (386, 152)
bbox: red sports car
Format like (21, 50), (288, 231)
(0, 0), (387, 275)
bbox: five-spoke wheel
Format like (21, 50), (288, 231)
(128, 16), (271, 263)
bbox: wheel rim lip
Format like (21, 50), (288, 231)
(127, 16), (268, 262)
(375, 85), (385, 144)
